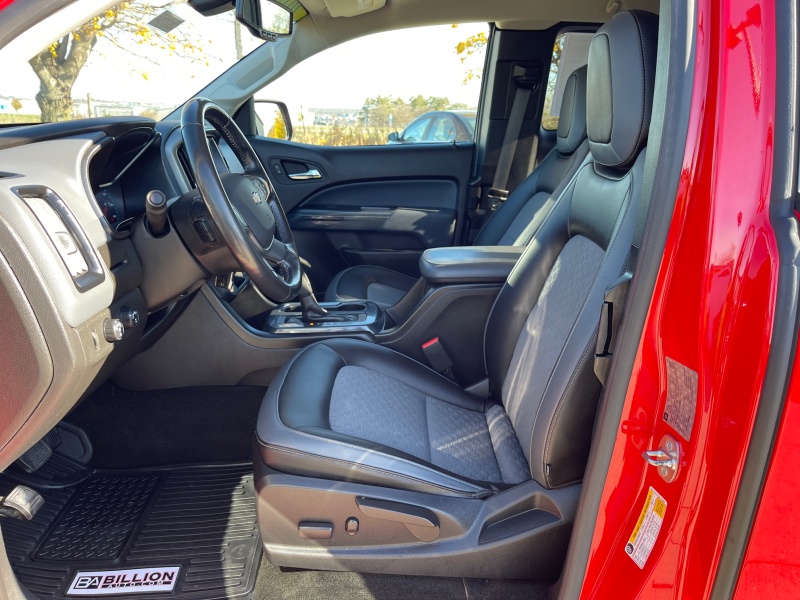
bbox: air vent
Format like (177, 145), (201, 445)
(176, 145), (196, 189)
(13, 185), (105, 292)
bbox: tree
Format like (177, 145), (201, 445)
(541, 35), (565, 129)
(28, 1), (206, 122)
(11, 99), (22, 112)
(454, 27), (487, 83)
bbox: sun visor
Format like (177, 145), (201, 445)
(323, 0), (386, 17)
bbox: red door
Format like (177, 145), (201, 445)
(579, 0), (779, 596)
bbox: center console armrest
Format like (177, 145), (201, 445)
(419, 246), (525, 285)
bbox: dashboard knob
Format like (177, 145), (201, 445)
(119, 307), (140, 329)
(102, 318), (125, 342)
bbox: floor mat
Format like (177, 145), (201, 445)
(254, 554), (549, 600)
(1, 462), (260, 600)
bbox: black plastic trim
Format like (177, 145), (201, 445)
(0, 116), (156, 151)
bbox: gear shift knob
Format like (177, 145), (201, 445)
(297, 272), (328, 323)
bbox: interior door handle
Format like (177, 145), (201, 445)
(288, 169), (322, 181)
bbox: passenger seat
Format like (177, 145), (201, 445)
(324, 65), (590, 308)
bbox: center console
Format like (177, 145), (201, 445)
(115, 246), (525, 391)
(265, 300), (384, 335)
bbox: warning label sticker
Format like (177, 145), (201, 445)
(664, 357), (697, 441)
(625, 487), (667, 569)
(66, 567), (180, 596)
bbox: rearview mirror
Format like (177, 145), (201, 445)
(235, 0), (292, 42)
(387, 132), (399, 143)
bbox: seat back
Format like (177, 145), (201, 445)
(484, 11), (658, 489)
(474, 65), (589, 247)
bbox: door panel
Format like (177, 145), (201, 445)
(248, 136), (474, 289)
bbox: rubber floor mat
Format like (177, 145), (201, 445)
(0, 463), (261, 599)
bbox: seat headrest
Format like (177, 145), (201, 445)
(556, 65), (588, 155)
(587, 10), (658, 169)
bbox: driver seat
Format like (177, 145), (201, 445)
(255, 11), (657, 580)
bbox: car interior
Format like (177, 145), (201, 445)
(0, 0), (681, 598)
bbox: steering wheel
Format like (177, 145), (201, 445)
(180, 98), (302, 302)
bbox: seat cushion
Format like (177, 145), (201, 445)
(324, 265), (417, 307)
(257, 338), (530, 497)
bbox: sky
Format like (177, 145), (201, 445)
(257, 23), (488, 120)
(0, 0), (487, 120)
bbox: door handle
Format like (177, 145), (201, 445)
(288, 169), (322, 181)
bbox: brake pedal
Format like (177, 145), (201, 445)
(0, 486), (44, 521)
(15, 429), (60, 473)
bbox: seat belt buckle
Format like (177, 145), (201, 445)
(486, 188), (509, 211)
(422, 337), (456, 381)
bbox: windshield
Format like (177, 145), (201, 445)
(1, 1), (264, 124)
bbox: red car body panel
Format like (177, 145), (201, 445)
(734, 346), (800, 598)
(579, 0), (778, 596)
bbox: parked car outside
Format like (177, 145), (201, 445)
(387, 109), (476, 144)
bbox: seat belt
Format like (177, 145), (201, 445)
(486, 65), (538, 211)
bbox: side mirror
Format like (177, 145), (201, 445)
(387, 132), (399, 143)
(254, 100), (293, 141)
(235, 0), (292, 42)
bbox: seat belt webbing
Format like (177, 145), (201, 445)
(486, 66), (538, 210)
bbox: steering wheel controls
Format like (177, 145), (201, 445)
(103, 318), (125, 342)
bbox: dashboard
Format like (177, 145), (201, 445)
(0, 116), (237, 472)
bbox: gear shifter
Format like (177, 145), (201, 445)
(297, 272), (329, 322)
(296, 272), (359, 324)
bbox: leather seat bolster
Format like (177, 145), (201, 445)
(277, 342), (343, 429)
(260, 442), (495, 497)
(484, 187), (574, 395)
(257, 338), (495, 497)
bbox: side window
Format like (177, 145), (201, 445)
(256, 23), (489, 146)
(428, 117), (458, 142)
(541, 31), (594, 130)
(402, 117), (432, 142)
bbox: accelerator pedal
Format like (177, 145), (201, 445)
(0, 485), (44, 520)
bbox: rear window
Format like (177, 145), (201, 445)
(541, 31), (593, 130)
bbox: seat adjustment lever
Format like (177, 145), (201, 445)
(356, 496), (440, 542)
